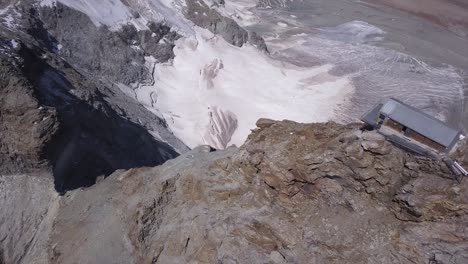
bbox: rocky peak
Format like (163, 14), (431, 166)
(242, 119), (467, 222)
(2, 119), (467, 263)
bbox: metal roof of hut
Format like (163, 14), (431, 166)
(361, 98), (461, 149)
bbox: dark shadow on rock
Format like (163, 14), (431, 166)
(17, 45), (179, 193)
(25, 7), (60, 52)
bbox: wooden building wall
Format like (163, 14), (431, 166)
(382, 118), (446, 152)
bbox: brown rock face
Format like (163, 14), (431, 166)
(2, 120), (468, 263)
(0, 57), (59, 174)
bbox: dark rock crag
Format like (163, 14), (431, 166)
(37, 2), (180, 86)
(184, 0), (268, 52)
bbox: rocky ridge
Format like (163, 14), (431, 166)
(1, 119), (467, 263)
(183, 0), (268, 51)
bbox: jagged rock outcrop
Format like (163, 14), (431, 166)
(37, 2), (180, 85)
(0, 54), (59, 174)
(1, 120), (467, 263)
(184, 0), (268, 51)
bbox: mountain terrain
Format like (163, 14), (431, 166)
(0, 0), (468, 263)
(1, 119), (468, 263)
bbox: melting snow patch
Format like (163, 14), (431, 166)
(0, 6), (21, 30)
(136, 28), (354, 149)
(277, 22), (288, 27)
(318, 20), (386, 43)
(10, 39), (18, 49)
(218, 0), (259, 26)
(130, 45), (142, 51)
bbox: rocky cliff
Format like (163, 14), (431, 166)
(0, 35), (182, 192)
(0, 0), (269, 192)
(1, 119), (467, 264)
(0, 0), (190, 192)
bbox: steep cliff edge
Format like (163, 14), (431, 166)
(0, 39), (181, 192)
(0, 0), (189, 192)
(1, 120), (467, 264)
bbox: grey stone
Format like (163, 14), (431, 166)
(183, 0), (268, 52)
(2, 120), (467, 263)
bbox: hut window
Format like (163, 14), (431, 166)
(378, 114), (385, 125)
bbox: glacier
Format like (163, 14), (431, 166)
(135, 28), (354, 149)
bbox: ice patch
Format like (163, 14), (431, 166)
(129, 16), (150, 31)
(10, 39), (18, 49)
(277, 22), (288, 27)
(0, 6), (21, 30)
(318, 21), (386, 43)
(217, 0), (260, 27)
(203, 106), (238, 149)
(136, 28), (354, 149)
(130, 45), (142, 51)
(293, 33), (307, 37)
(116, 83), (137, 100)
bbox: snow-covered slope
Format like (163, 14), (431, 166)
(136, 28), (353, 149)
